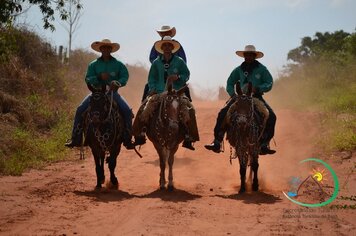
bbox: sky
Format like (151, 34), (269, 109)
(20, 0), (356, 97)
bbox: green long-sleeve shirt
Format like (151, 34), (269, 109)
(226, 62), (273, 97)
(148, 55), (190, 94)
(85, 56), (129, 88)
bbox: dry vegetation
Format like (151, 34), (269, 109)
(0, 27), (149, 175)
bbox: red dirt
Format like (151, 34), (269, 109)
(0, 101), (355, 235)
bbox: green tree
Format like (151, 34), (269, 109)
(287, 30), (351, 63)
(0, 0), (82, 31)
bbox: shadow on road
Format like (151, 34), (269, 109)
(139, 188), (202, 202)
(216, 191), (282, 205)
(74, 188), (137, 203)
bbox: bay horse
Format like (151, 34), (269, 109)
(84, 85), (124, 189)
(146, 81), (188, 191)
(225, 82), (265, 193)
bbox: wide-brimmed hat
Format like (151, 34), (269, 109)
(156, 25), (176, 37)
(154, 36), (181, 54)
(91, 39), (120, 53)
(236, 45), (264, 59)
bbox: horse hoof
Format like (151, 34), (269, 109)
(239, 188), (246, 194)
(101, 176), (105, 184)
(95, 185), (102, 191)
(107, 181), (119, 190)
(111, 177), (118, 186)
(167, 185), (174, 192)
(159, 186), (166, 191)
(252, 184), (259, 192)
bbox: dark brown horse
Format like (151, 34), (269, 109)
(225, 83), (264, 193)
(84, 86), (124, 189)
(146, 82), (188, 191)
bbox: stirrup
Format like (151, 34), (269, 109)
(134, 135), (146, 146)
(65, 139), (80, 148)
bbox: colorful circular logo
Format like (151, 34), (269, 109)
(282, 158), (339, 207)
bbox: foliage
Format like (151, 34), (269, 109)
(0, 27), (71, 175)
(271, 30), (356, 151)
(0, 0), (82, 31)
(0, 27), (150, 175)
(287, 30), (355, 64)
(0, 25), (18, 62)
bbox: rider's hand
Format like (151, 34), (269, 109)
(110, 81), (121, 91)
(100, 73), (110, 81)
(167, 75), (179, 82)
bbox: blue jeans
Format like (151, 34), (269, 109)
(70, 92), (132, 144)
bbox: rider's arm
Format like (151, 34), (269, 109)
(257, 67), (273, 93)
(115, 61), (129, 87)
(147, 62), (159, 93)
(85, 61), (100, 87)
(177, 58), (190, 83)
(226, 68), (240, 97)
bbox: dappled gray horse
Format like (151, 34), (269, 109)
(146, 83), (188, 191)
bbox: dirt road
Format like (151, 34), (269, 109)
(0, 101), (355, 235)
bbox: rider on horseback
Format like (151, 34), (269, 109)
(65, 39), (136, 150)
(140, 25), (192, 102)
(133, 36), (199, 150)
(205, 45), (277, 155)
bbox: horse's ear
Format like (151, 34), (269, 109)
(87, 83), (95, 92)
(246, 82), (252, 97)
(235, 82), (243, 96)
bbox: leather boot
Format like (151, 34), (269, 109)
(204, 140), (221, 153)
(182, 139), (195, 150)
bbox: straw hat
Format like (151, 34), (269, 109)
(236, 45), (264, 59)
(154, 36), (181, 54)
(91, 39), (120, 53)
(156, 25), (176, 37)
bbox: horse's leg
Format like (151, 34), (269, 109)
(158, 148), (167, 190)
(239, 166), (247, 193)
(93, 151), (105, 189)
(251, 155), (259, 191)
(239, 157), (247, 194)
(108, 146), (120, 188)
(167, 149), (175, 191)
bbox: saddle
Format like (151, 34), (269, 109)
(133, 93), (199, 142)
(225, 97), (269, 132)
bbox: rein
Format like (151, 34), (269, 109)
(155, 94), (180, 147)
(89, 91), (118, 152)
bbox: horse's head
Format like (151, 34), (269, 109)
(161, 79), (188, 123)
(233, 82), (254, 123)
(88, 86), (110, 125)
